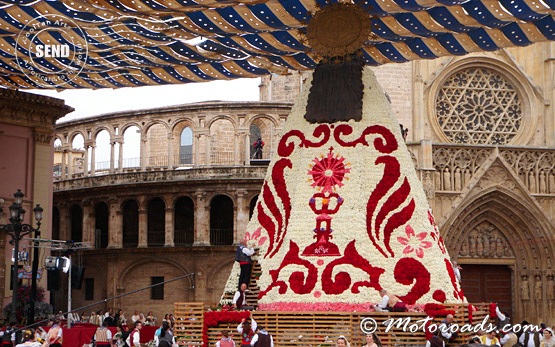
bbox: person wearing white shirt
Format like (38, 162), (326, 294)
(452, 261), (462, 282)
(519, 327), (543, 347)
(233, 283), (250, 310)
(93, 321), (113, 347)
(236, 238), (255, 290)
(250, 326), (273, 347)
(126, 321), (143, 347)
(131, 311), (141, 323)
(237, 318), (257, 347)
(375, 290), (390, 311)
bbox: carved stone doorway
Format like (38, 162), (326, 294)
(460, 264), (513, 318)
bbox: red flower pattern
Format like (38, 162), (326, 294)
(244, 227), (267, 247)
(397, 225), (432, 258)
(257, 123), (461, 308)
(395, 257), (431, 305)
(308, 148), (350, 193)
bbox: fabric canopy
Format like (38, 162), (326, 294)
(0, 0), (554, 89)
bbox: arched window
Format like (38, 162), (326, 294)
(122, 126), (141, 168)
(94, 202), (109, 249)
(53, 138), (63, 178)
(122, 200), (139, 248)
(148, 198), (166, 247)
(95, 130), (111, 172)
(435, 67), (523, 145)
(70, 134), (85, 175)
(174, 196), (194, 245)
(180, 127), (193, 165)
(210, 195), (234, 245)
(250, 124), (262, 159)
(69, 204), (83, 242)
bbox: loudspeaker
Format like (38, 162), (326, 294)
(71, 266), (85, 290)
(45, 256), (57, 270)
(47, 270), (59, 291)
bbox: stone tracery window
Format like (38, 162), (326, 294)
(435, 67), (523, 145)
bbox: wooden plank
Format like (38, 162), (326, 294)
(175, 303), (496, 346)
(174, 302), (204, 346)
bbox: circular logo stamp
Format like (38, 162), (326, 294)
(360, 317), (378, 335)
(15, 14), (88, 88)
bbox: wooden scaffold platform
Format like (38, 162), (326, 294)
(173, 302), (495, 347)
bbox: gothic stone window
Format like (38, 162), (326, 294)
(435, 67), (522, 145)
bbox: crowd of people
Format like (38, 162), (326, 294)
(0, 308), (179, 347)
(59, 308), (168, 328)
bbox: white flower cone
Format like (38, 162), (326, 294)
(228, 67), (465, 311)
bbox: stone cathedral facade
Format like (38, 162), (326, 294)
(52, 42), (555, 324)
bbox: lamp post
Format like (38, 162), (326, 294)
(0, 190), (43, 324)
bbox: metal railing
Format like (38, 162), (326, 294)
(147, 230), (165, 247)
(209, 228), (234, 245)
(175, 154), (193, 166)
(210, 152), (234, 166)
(122, 232), (139, 248)
(122, 157), (141, 168)
(59, 150), (252, 179)
(174, 228), (194, 246)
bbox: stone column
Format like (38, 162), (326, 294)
(195, 134), (201, 166)
(108, 197), (122, 248)
(118, 140), (124, 172)
(90, 145), (96, 175)
(58, 203), (69, 240)
(165, 207), (175, 247)
(82, 145), (90, 177)
(61, 149), (68, 180)
(235, 190), (249, 244)
(81, 200), (93, 245)
(109, 141), (115, 173)
(194, 192), (209, 245)
(244, 133), (250, 165)
(546, 51), (555, 147)
(141, 134), (147, 170)
(138, 208), (148, 247)
(67, 149), (73, 177)
(412, 61), (426, 142)
(167, 134), (174, 169)
(234, 132), (240, 165)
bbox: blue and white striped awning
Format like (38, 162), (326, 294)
(0, 0), (554, 89)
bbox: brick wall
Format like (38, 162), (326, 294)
(372, 63), (413, 140)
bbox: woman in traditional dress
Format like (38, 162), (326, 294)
(541, 328), (555, 347)
(336, 336), (350, 347)
(362, 333), (383, 347)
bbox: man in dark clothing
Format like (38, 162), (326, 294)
(250, 325), (273, 347)
(233, 283), (253, 310)
(253, 137), (264, 159)
(236, 238), (254, 290)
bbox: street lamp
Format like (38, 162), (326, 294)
(0, 190), (43, 324)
